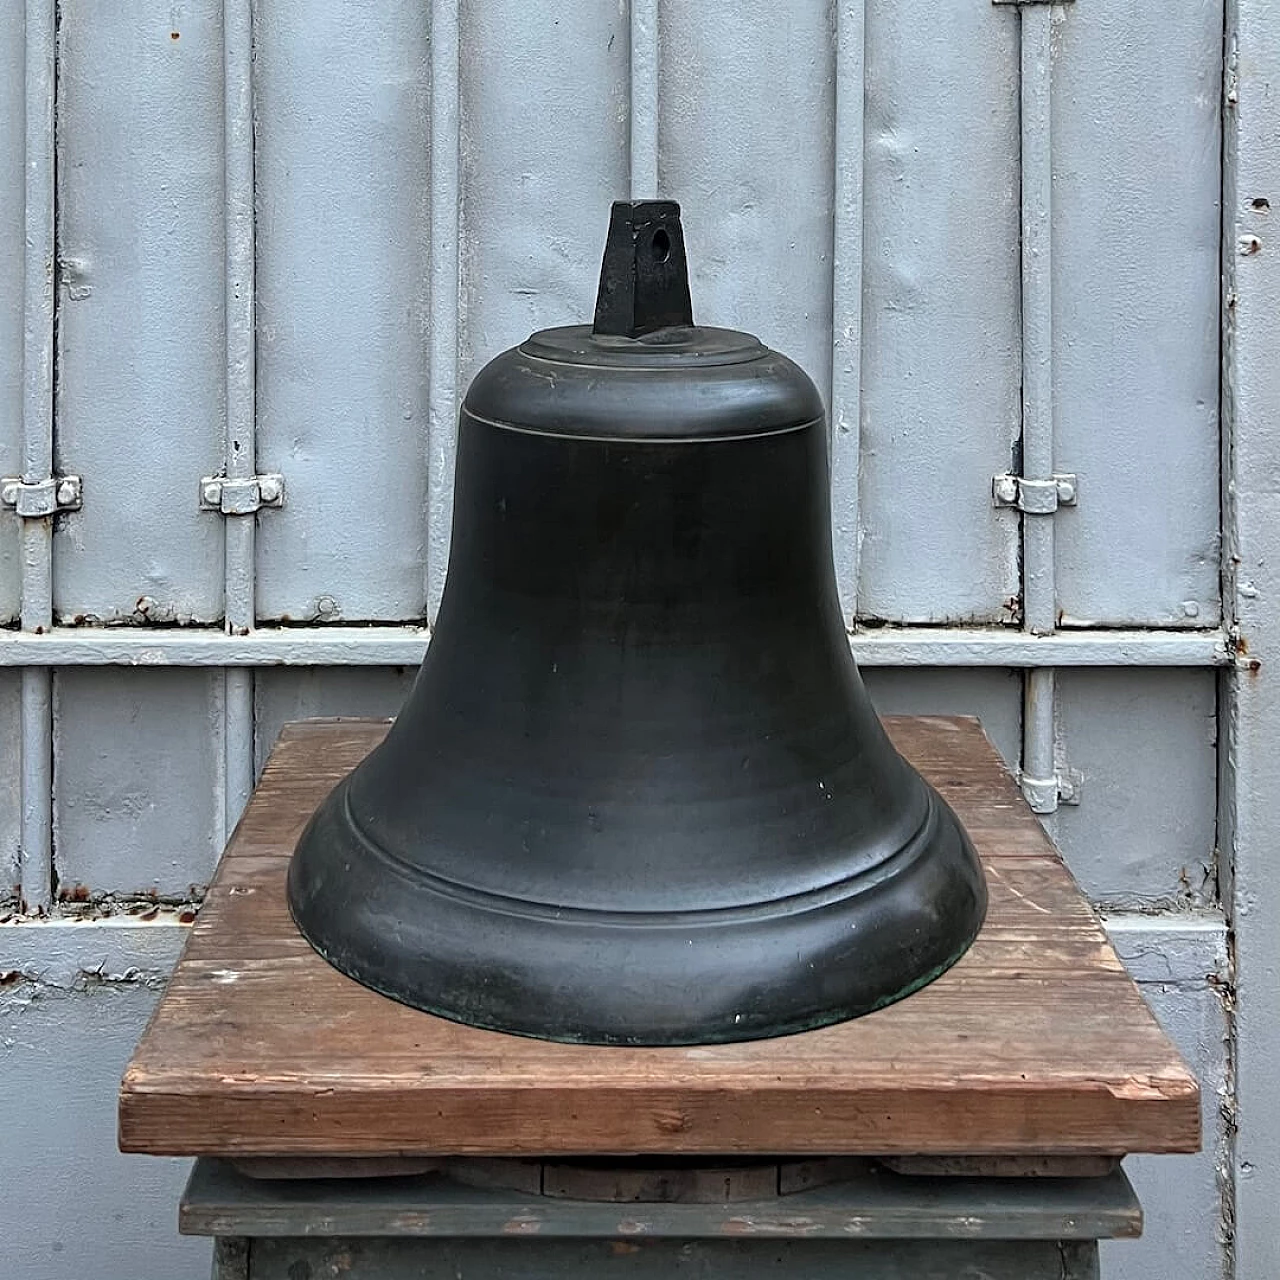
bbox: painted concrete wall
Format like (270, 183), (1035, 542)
(0, 2), (1243, 1277)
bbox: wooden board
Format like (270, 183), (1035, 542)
(119, 718), (1199, 1158)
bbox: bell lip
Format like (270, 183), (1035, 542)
(291, 910), (984, 1048)
(286, 777), (988, 1047)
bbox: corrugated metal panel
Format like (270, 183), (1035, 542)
(52, 671), (221, 900)
(0, 975), (209, 1280)
(856, 0), (1022, 624)
(254, 1), (433, 624)
(254, 667), (415, 775)
(0, 673), (18, 898)
(1105, 921), (1230, 1280)
(52, 3), (224, 624)
(0, 6), (22, 625)
(0, 3), (1243, 1277)
(1225, 1), (1280, 1271)
(1047, 671), (1218, 907)
(659, 0), (835, 411)
(1052, 0), (1223, 627)
(862, 668), (1023, 770)
(458, 2), (628, 384)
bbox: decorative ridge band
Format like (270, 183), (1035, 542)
(460, 407), (821, 444)
(339, 781), (938, 930)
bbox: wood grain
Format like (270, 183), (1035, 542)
(119, 717), (1199, 1158)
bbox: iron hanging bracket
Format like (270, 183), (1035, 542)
(992, 473), (1078, 514)
(1, 475), (82, 517)
(592, 201), (694, 339)
(199, 474), (285, 515)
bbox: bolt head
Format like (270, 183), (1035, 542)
(56, 479), (79, 507)
(202, 481), (222, 507)
(1, 483), (17, 507)
(993, 475), (1019, 505)
(257, 476), (282, 504)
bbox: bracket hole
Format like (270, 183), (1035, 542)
(651, 228), (671, 264)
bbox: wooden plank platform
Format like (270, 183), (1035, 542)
(118, 717), (1199, 1159)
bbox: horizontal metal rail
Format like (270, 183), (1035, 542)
(0, 626), (1232, 668)
(0, 910), (1225, 986)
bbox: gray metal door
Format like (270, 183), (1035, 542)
(3, 3), (1272, 1278)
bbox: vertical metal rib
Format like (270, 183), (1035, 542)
(1022, 666), (1057, 811)
(1016, 4), (1060, 814)
(19, 0), (56, 912)
(19, 670), (51, 911)
(831, 0), (866, 625)
(223, 0), (257, 830)
(426, 0), (461, 621)
(1221, 0), (1280, 1267)
(629, 0), (660, 199)
(1019, 4), (1055, 637)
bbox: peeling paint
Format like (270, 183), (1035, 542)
(0, 917), (189, 989)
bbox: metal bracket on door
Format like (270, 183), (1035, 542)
(1019, 767), (1084, 815)
(1018, 762), (1080, 814)
(992, 473), (1077, 514)
(1, 475), (82, 517)
(199, 474), (285, 515)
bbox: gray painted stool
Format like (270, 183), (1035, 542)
(186, 1155), (1140, 1280)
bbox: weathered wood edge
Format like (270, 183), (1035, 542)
(120, 1079), (1200, 1158)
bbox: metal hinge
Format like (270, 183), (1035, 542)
(199, 474), (285, 515)
(1019, 767), (1083, 816)
(992, 473), (1077, 515)
(1, 475), (82, 518)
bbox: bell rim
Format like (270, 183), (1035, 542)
(287, 774), (988, 1046)
(290, 907), (983, 1048)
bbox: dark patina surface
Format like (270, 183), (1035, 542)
(286, 202), (986, 1044)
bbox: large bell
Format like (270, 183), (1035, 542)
(288, 201), (986, 1046)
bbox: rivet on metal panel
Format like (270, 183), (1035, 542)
(198, 474), (285, 515)
(991, 473), (1077, 514)
(0, 475), (83, 518)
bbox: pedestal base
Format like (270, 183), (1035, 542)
(189, 1157), (1135, 1280)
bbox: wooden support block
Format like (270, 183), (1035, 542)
(878, 1155), (1120, 1179)
(181, 1156), (1143, 1241)
(119, 717), (1199, 1160)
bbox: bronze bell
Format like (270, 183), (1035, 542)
(287, 201), (986, 1046)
